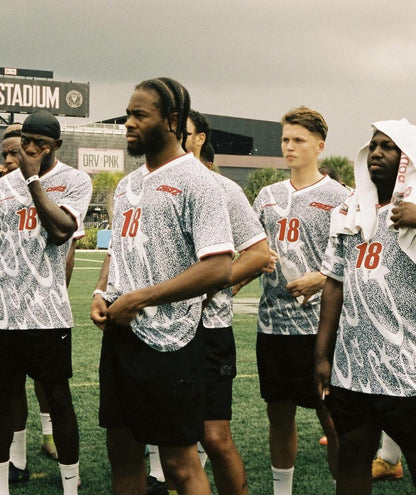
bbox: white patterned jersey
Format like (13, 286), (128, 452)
(104, 154), (234, 352)
(202, 174), (266, 329)
(0, 161), (92, 330)
(254, 175), (348, 335)
(322, 206), (416, 396)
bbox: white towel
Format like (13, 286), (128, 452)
(330, 118), (416, 262)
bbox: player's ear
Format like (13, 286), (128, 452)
(197, 132), (206, 147)
(169, 112), (179, 134)
(53, 139), (63, 151)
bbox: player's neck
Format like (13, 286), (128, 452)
(290, 165), (323, 190)
(39, 157), (58, 177)
(377, 185), (394, 206)
(146, 142), (186, 171)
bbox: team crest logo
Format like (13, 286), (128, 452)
(65, 90), (83, 108)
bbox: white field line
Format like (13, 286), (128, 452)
(73, 267), (101, 269)
(74, 257), (104, 263)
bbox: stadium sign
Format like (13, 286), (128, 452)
(0, 77), (89, 117)
(78, 148), (124, 174)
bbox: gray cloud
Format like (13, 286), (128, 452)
(3, 0), (416, 158)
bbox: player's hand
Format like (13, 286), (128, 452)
(203, 291), (216, 309)
(90, 294), (109, 331)
(232, 282), (243, 296)
(314, 356), (332, 403)
(18, 147), (50, 180)
(105, 291), (144, 328)
(262, 249), (278, 273)
(391, 201), (416, 229)
(286, 272), (326, 305)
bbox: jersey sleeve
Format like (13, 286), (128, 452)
(73, 223), (85, 239)
(188, 173), (234, 260)
(321, 234), (345, 282)
(59, 171), (93, 229)
(252, 187), (267, 226)
(220, 177), (266, 252)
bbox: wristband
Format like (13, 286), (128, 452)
(26, 175), (40, 185)
(92, 289), (104, 297)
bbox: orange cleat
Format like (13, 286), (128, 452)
(319, 436), (328, 446)
(372, 457), (403, 480)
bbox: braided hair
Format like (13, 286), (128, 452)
(136, 77), (190, 149)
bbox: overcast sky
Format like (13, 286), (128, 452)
(4, 0), (416, 159)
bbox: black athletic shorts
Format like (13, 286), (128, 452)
(327, 386), (416, 452)
(99, 324), (205, 446)
(203, 326), (236, 421)
(256, 333), (321, 409)
(0, 328), (73, 383)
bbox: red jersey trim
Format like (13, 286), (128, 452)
(290, 174), (326, 192)
(145, 152), (191, 173)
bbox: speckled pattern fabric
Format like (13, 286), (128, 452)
(0, 161), (92, 329)
(104, 154), (234, 352)
(322, 206), (416, 396)
(203, 173), (266, 329)
(254, 175), (348, 335)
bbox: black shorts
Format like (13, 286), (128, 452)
(256, 333), (320, 409)
(327, 386), (416, 452)
(99, 324), (205, 446)
(203, 326), (236, 421)
(0, 329), (73, 384)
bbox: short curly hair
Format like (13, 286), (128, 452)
(3, 122), (22, 140)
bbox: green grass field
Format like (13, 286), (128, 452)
(18, 251), (414, 494)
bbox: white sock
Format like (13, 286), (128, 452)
(272, 465), (294, 495)
(380, 432), (402, 465)
(197, 441), (207, 468)
(59, 462), (79, 495)
(40, 413), (53, 435)
(148, 445), (165, 482)
(9, 430), (26, 470)
(0, 461), (9, 495)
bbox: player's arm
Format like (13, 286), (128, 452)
(232, 246), (278, 296)
(105, 253), (232, 328)
(19, 149), (77, 245)
(225, 239), (275, 287)
(203, 240), (271, 306)
(91, 253), (111, 330)
(314, 276), (343, 401)
(390, 201), (416, 229)
(28, 179), (77, 245)
(286, 272), (327, 305)
(66, 239), (77, 287)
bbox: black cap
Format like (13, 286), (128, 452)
(22, 110), (61, 139)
